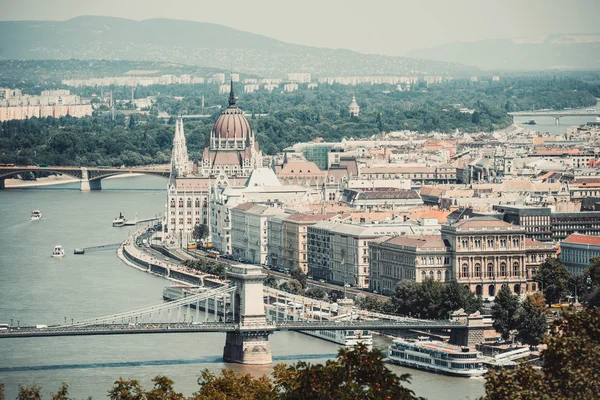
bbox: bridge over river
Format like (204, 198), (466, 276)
(0, 165), (169, 191)
(508, 109), (599, 125)
(0, 265), (476, 365)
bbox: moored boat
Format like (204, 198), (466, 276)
(522, 120), (536, 125)
(30, 210), (42, 221)
(112, 212), (127, 227)
(52, 245), (65, 258)
(387, 337), (487, 377)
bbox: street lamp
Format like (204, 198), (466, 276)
(569, 283), (578, 304)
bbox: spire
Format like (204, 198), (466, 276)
(228, 78), (236, 107)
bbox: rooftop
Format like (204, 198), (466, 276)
(563, 233), (600, 246)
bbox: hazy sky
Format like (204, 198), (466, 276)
(3, 0), (600, 55)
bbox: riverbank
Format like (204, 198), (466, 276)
(5, 172), (144, 188)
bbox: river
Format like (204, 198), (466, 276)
(0, 176), (485, 399)
(512, 101), (599, 135)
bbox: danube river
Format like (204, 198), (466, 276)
(512, 101), (599, 134)
(0, 176), (484, 399)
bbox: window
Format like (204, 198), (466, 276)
(487, 263), (494, 278)
(500, 262), (506, 277)
(474, 239), (481, 248)
(474, 263), (481, 277)
(513, 262), (520, 277)
(461, 264), (469, 278)
(437, 271), (442, 281)
(461, 239), (468, 248)
(487, 239), (494, 248)
(500, 239), (507, 247)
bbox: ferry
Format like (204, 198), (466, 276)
(387, 337), (487, 377)
(30, 210), (42, 221)
(52, 245), (65, 258)
(112, 212), (127, 227)
(522, 120), (536, 125)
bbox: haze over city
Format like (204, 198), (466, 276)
(1, 1), (600, 399)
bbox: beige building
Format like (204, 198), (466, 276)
(231, 203), (286, 265)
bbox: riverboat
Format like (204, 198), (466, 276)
(522, 120), (536, 125)
(387, 337), (487, 377)
(112, 212), (127, 227)
(30, 210), (42, 221)
(52, 245), (65, 258)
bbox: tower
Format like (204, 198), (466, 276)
(223, 264), (273, 364)
(349, 95), (360, 117)
(171, 117), (191, 178)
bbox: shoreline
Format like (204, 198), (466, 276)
(5, 172), (145, 188)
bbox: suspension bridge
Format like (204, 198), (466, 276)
(0, 264), (474, 365)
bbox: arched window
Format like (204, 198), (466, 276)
(474, 263), (481, 277)
(500, 262), (507, 277)
(489, 285), (496, 297)
(421, 271), (426, 280)
(437, 270), (442, 281)
(514, 284), (521, 295)
(513, 262), (520, 277)
(487, 263), (494, 278)
(462, 264), (469, 278)
(476, 285), (482, 296)
(429, 271), (434, 278)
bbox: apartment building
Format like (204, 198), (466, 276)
(560, 233), (600, 275)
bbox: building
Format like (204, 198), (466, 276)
(287, 73), (311, 83)
(369, 235), (451, 295)
(213, 73), (226, 84)
(349, 95), (360, 117)
(340, 188), (423, 211)
(359, 166), (457, 185)
(560, 233), (600, 275)
(200, 81), (262, 178)
(494, 206), (552, 242)
(268, 212), (345, 273)
(230, 203), (286, 265)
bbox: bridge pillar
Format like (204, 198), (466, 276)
(80, 168), (102, 191)
(223, 264), (273, 365)
(449, 310), (485, 347)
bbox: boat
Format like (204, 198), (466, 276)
(52, 245), (65, 258)
(387, 337), (487, 377)
(112, 212), (127, 227)
(522, 120), (536, 125)
(30, 210), (42, 221)
(596, 116), (600, 122)
(73, 248), (85, 255)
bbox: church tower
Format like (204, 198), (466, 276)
(349, 95), (360, 117)
(171, 117), (191, 178)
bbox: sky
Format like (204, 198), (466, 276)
(2, 0), (600, 55)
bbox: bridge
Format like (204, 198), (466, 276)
(0, 264), (474, 365)
(508, 109), (598, 125)
(0, 166), (170, 191)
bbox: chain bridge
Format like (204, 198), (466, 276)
(0, 165), (170, 191)
(0, 265), (473, 365)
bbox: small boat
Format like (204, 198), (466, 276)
(30, 210), (42, 221)
(52, 245), (65, 258)
(522, 120), (536, 125)
(112, 212), (127, 227)
(73, 248), (85, 255)
(596, 116), (600, 122)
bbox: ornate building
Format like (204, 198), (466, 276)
(200, 80), (262, 178)
(349, 95), (360, 117)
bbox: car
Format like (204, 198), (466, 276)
(263, 265), (271, 270)
(344, 284), (351, 288)
(319, 279), (326, 283)
(372, 290), (378, 294)
(307, 275), (313, 280)
(164, 257), (169, 261)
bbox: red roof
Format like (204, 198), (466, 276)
(563, 233), (600, 246)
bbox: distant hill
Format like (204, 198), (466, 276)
(407, 34), (600, 71)
(0, 16), (475, 77)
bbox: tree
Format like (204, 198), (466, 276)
(128, 115), (136, 130)
(491, 284), (520, 341)
(483, 307), (600, 400)
(192, 369), (277, 400)
(264, 274), (278, 288)
(145, 376), (184, 400)
(0, 382), (4, 400)
(17, 385), (42, 400)
(193, 224), (210, 243)
(536, 258), (570, 305)
(516, 292), (548, 348)
(51, 383), (71, 400)
(279, 279), (303, 295)
(290, 267), (307, 289)
(389, 280), (419, 316)
(442, 281), (483, 316)
(108, 378), (145, 400)
(304, 287), (327, 300)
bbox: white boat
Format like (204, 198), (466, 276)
(30, 210), (42, 221)
(112, 212), (127, 227)
(596, 115), (600, 122)
(52, 245), (65, 258)
(387, 337), (487, 377)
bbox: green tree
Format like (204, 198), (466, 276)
(108, 378), (145, 400)
(51, 383), (71, 400)
(491, 284), (520, 341)
(0, 382), (4, 400)
(192, 369), (277, 400)
(389, 280), (419, 316)
(145, 376), (184, 400)
(128, 115), (136, 130)
(516, 292), (548, 348)
(483, 307), (600, 400)
(17, 385), (42, 400)
(290, 267), (307, 289)
(536, 258), (570, 305)
(279, 279), (303, 295)
(304, 287), (327, 300)
(264, 274), (278, 288)
(192, 224), (210, 243)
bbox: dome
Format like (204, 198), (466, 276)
(212, 81), (251, 140)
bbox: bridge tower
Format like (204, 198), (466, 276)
(80, 168), (102, 191)
(223, 264), (273, 364)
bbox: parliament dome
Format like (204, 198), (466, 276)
(211, 81), (252, 143)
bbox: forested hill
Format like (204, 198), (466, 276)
(0, 16), (475, 77)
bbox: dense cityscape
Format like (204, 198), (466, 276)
(1, 2), (600, 400)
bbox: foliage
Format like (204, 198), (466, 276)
(483, 307), (600, 400)
(0, 382), (3, 400)
(516, 292), (548, 347)
(536, 258), (570, 305)
(491, 284), (520, 341)
(290, 267), (307, 289)
(264, 274), (279, 289)
(145, 376), (185, 400)
(192, 224), (210, 242)
(278, 279), (303, 295)
(183, 259), (226, 280)
(304, 287), (327, 300)
(108, 378), (145, 400)
(192, 369), (277, 400)
(17, 384), (42, 400)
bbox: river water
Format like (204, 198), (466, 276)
(512, 101), (599, 135)
(0, 177), (485, 399)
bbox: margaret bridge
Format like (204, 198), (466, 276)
(0, 165), (170, 191)
(0, 264), (482, 365)
(508, 109), (599, 125)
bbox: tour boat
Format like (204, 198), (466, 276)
(387, 337), (487, 377)
(30, 210), (42, 221)
(112, 212), (127, 227)
(52, 245), (65, 258)
(522, 120), (536, 125)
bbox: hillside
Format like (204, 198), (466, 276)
(0, 16), (475, 77)
(407, 34), (600, 71)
